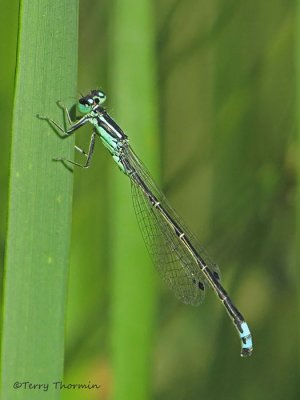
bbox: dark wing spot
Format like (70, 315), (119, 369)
(192, 278), (205, 291)
(212, 270), (220, 281)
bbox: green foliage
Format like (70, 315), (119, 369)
(0, 0), (299, 400)
(109, 1), (159, 400)
(1, 1), (78, 399)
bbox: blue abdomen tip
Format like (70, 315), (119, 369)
(240, 321), (253, 357)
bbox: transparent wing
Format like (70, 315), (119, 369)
(122, 144), (221, 306)
(131, 177), (205, 305)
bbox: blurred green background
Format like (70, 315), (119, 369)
(1, 0), (298, 399)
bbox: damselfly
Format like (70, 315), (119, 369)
(40, 90), (253, 357)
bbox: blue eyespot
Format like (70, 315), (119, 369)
(93, 90), (106, 105)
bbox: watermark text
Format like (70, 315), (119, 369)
(13, 381), (101, 391)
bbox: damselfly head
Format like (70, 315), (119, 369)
(78, 90), (106, 114)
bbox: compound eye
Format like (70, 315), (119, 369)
(78, 98), (93, 114)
